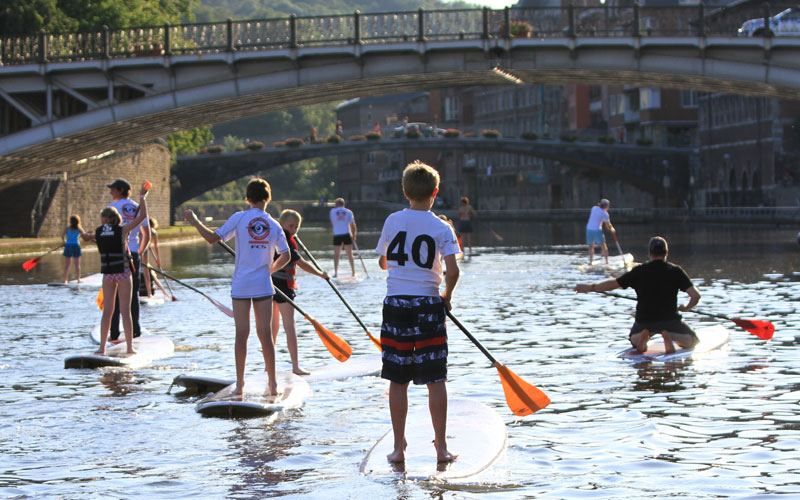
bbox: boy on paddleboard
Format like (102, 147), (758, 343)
(329, 198), (357, 278)
(271, 209), (329, 376)
(184, 178), (290, 396)
(575, 236), (700, 354)
(376, 161), (461, 463)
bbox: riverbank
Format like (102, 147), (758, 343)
(0, 225), (202, 258)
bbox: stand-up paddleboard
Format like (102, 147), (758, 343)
(331, 275), (366, 285)
(48, 274), (103, 289)
(360, 399), (507, 482)
(195, 372), (310, 418)
(64, 334), (174, 369)
(90, 325), (152, 345)
(578, 253), (634, 272)
(139, 294), (167, 306)
(617, 324), (730, 362)
(171, 353), (382, 395)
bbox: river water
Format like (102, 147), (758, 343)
(1, 221), (799, 499)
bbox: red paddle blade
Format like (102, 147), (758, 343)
(22, 257), (40, 271)
(494, 362), (551, 416)
(308, 315), (352, 362)
(732, 318), (774, 340)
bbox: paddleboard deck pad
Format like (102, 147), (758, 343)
(617, 324), (730, 362)
(64, 334), (174, 369)
(360, 399), (507, 481)
(172, 354), (381, 395)
(196, 371), (310, 418)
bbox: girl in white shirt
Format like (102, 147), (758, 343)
(184, 178), (290, 396)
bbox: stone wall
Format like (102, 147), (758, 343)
(38, 142), (172, 237)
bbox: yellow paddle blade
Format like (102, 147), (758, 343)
(494, 362), (550, 416)
(96, 289), (104, 310)
(307, 315), (351, 362)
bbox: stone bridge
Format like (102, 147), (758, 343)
(172, 137), (692, 206)
(1, 3), (799, 189)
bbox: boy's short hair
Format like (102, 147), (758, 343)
(334, 198), (345, 207)
(649, 236), (668, 256)
(100, 207), (122, 226)
(279, 209), (302, 225)
(460, 196), (469, 205)
(402, 161), (440, 201)
(245, 178), (271, 203)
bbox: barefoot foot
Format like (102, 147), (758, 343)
(292, 367), (311, 376)
(387, 449), (405, 463)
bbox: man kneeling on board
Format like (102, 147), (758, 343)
(575, 236), (700, 354)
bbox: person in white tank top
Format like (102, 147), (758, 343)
(184, 178), (290, 396)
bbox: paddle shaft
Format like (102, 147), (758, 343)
(23, 243), (64, 269)
(144, 264), (231, 316)
(602, 290), (728, 322)
(149, 247), (176, 299)
(352, 239), (369, 276)
(612, 232), (624, 257)
(294, 236), (372, 334)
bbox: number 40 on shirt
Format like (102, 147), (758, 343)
(386, 231), (436, 269)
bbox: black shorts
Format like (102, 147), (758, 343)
(629, 318), (698, 346)
(332, 233), (353, 246)
(457, 220), (473, 234)
(273, 279), (296, 303)
(380, 295), (448, 385)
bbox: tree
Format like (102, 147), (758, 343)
(165, 126), (213, 161)
(1, 0), (196, 34)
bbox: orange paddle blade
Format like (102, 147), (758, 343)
(96, 289), (104, 310)
(494, 362), (550, 416)
(22, 257), (40, 271)
(143, 180), (152, 190)
(307, 315), (351, 362)
(367, 330), (382, 351)
(732, 318), (774, 340)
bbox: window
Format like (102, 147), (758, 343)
(680, 90), (698, 108)
(640, 88), (660, 109)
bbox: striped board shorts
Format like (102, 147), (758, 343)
(380, 295), (448, 385)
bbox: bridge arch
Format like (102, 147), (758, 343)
(172, 137), (692, 206)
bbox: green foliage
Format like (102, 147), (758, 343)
(221, 135), (243, 152)
(1, 0), (196, 34)
(192, 0), (474, 22)
(165, 126), (213, 161)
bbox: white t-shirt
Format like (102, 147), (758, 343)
(586, 206), (610, 230)
(215, 208), (289, 299)
(329, 207), (354, 236)
(376, 209), (460, 297)
(107, 198), (149, 253)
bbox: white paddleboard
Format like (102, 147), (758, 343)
(139, 294), (168, 306)
(578, 253), (634, 272)
(64, 334), (174, 369)
(360, 399), (507, 481)
(196, 372), (310, 418)
(90, 325), (152, 345)
(171, 353), (382, 395)
(617, 324), (730, 362)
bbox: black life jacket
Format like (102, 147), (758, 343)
(95, 224), (129, 274)
(272, 231), (297, 289)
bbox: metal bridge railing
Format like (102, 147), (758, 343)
(2, 3), (799, 66)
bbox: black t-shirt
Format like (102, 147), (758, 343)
(616, 259), (693, 322)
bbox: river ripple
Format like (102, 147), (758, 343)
(1, 223), (799, 499)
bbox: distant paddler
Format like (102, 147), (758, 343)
(585, 198), (615, 265)
(575, 236), (700, 354)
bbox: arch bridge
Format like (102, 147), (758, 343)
(0, 3), (797, 188)
(172, 137), (692, 206)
